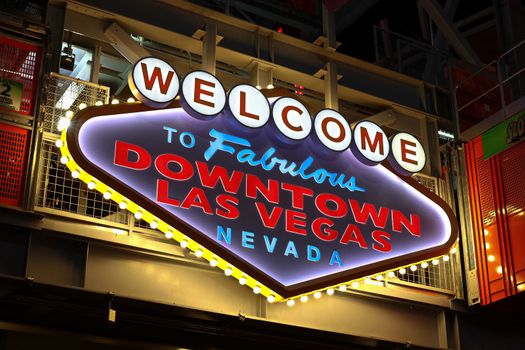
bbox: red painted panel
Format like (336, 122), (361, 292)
(0, 122), (29, 207)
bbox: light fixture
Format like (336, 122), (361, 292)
(399, 268), (406, 275)
(57, 117), (70, 131)
(286, 299), (295, 307)
(210, 258), (218, 267)
(375, 274), (384, 281)
(103, 192), (112, 200)
(313, 291), (321, 299)
(127, 97), (135, 103)
(119, 201), (127, 210)
(432, 259), (439, 266)
(165, 230), (174, 239)
(55, 139), (63, 148)
(351, 281), (359, 288)
(134, 211), (143, 220)
(443, 255), (450, 262)
(111, 99), (120, 105)
(496, 266), (503, 274)
(253, 286), (261, 294)
(267, 295), (275, 303)
(195, 249), (203, 258)
(300, 295), (308, 303)
(338, 285), (347, 292)
(488, 254), (495, 262)
(65, 110), (74, 118)
(485, 243), (490, 249)
(78, 102), (87, 110)
(387, 271), (395, 278)
(95, 101), (103, 106)
(71, 170), (80, 178)
(60, 156), (69, 164)
(224, 267), (233, 276)
(410, 265), (417, 271)
(87, 181), (96, 190)
(450, 247), (457, 254)
(266, 84), (274, 89)
(239, 277), (247, 285)
(180, 240), (188, 248)
(421, 262), (429, 269)
(326, 288), (334, 295)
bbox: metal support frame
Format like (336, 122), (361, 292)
(419, 0), (481, 65)
(104, 22), (149, 64)
(321, 2), (336, 51)
(90, 45), (101, 83)
(202, 23), (217, 75)
(324, 61), (338, 110)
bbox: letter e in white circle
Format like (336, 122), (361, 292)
(181, 71), (226, 116)
(390, 133), (426, 173)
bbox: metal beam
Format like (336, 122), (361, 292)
(104, 22), (149, 64)
(322, 2), (336, 50)
(335, 0), (379, 34)
(90, 45), (102, 83)
(202, 23), (217, 74)
(419, 0), (481, 65)
(324, 61), (338, 110)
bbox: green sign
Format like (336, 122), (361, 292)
(482, 109), (525, 159)
(0, 78), (23, 112)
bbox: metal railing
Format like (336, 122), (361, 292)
(455, 39), (525, 121)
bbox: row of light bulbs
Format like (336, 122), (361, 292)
(56, 99), (457, 304)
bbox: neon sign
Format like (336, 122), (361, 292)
(59, 57), (457, 301)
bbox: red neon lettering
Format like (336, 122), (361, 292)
(285, 209), (307, 235)
(141, 63), (175, 94)
(155, 154), (194, 181)
(372, 230), (391, 252)
(400, 139), (418, 165)
(281, 183), (313, 210)
(316, 193), (348, 218)
(349, 200), (389, 228)
(194, 78), (215, 108)
(156, 179), (180, 206)
(246, 174), (279, 204)
(196, 161), (243, 194)
(360, 127), (384, 155)
(339, 224), (368, 248)
(180, 187), (212, 214)
(392, 210), (421, 237)
(114, 141), (151, 170)
(255, 202), (283, 229)
(311, 217), (338, 241)
(216, 194), (239, 219)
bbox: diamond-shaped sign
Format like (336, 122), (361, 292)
(60, 92), (457, 301)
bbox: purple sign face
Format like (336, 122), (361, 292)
(65, 94), (457, 298)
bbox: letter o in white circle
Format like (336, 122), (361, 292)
(314, 109), (351, 151)
(272, 97), (311, 140)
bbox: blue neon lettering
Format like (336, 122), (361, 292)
(242, 231), (255, 249)
(307, 245), (321, 262)
(329, 250), (343, 266)
(263, 235), (278, 253)
(217, 225), (232, 244)
(284, 241), (299, 258)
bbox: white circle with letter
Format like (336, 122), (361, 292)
(272, 97), (311, 140)
(181, 71), (226, 116)
(391, 133), (426, 173)
(353, 121), (389, 162)
(228, 84), (270, 128)
(128, 57), (179, 108)
(314, 109), (351, 151)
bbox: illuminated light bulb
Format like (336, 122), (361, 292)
(253, 286), (261, 294)
(194, 249), (203, 258)
(57, 117), (70, 131)
(410, 265), (417, 272)
(150, 221), (158, 229)
(326, 288), (334, 295)
(375, 275), (384, 281)
(239, 277), (247, 285)
(488, 254), (495, 262)
(103, 192), (111, 200)
(314, 291), (322, 299)
(111, 99), (120, 104)
(95, 101), (103, 106)
(399, 268), (406, 275)
(55, 139), (63, 148)
(180, 240), (188, 248)
(300, 295), (308, 303)
(65, 110), (74, 118)
(210, 258), (218, 267)
(450, 247), (457, 254)
(387, 271), (395, 278)
(165, 230), (173, 239)
(134, 211), (143, 220)
(496, 266), (503, 274)
(338, 285), (347, 292)
(286, 299), (295, 307)
(255, 85), (262, 90)
(87, 181), (96, 190)
(421, 262), (429, 269)
(71, 170), (80, 178)
(351, 281), (360, 288)
(78, 103), (87, 110)
(119, 201), (127, 210)
(443, 255), (450, 262)
(267, 295), (275, 303)
(432, 259), (439, 266)
(266, 84), (274, 89)
(127, 97), (135, 103)
(60, 156), (69, 164)
(484, 229), (489, 236)
(224, 267), (233, 276)
(485, 243), (490, 249)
